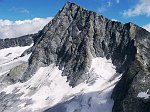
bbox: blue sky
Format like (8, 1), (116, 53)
(0, 0), (150, 39)
(0, 0), (150, 26)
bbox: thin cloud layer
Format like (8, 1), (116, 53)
(11, 7), (30, 14)
(143, 23), (150, 32)
(0, 17), (53, 39)
(111, 19), (118, 21)
(116, 0), (120, 4)
(98, 0), (120, 14)
(98, 1), (112, 13)
(123, 0), (150, 17)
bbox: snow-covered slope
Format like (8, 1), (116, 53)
(0, 45), (32, 93)
(0, 45), (32, 64)
(0, 45), (32, 75)
(0, 45), (32, 69)
(0, 50), (121, 112)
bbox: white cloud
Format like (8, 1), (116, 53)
(98, 1), (112, 13)
(123, 0), (150, 17)
(11, 7), (30, 14)
(116, 0), (120, 4)
(143, 23), (150, 32)
(0, 17), (53, 39)
(107, 1), (112, 7)
(98, 7), (106, 13)
(0, 20), (13, 27)
(20, 9), (30, 14)
(111, 19), (118, 21)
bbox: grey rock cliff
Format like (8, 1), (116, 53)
(112, 24), (150, 112)
(21, 2), (137, 87)
(0, 34), (34, 49)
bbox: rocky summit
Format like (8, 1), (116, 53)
(0, 2), (150, 112)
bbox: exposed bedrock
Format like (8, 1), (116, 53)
(0, 34), (34, 49)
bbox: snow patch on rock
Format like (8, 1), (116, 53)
(137, 89), (150, 99)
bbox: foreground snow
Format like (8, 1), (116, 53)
(1, 56), (121, 112)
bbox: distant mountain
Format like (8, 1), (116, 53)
(0, 2), (150, 112)
(0, 34), (34, 49)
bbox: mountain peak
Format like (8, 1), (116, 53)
(64, 1), (80, 8)
(62, 1), (80, 11)
(60, 1), (91, 16)
(65, 1), (77, 5)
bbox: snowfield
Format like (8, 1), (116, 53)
(0, 45), (32, 65)
(0, 46), (121, 112)
(0, 45), (32, 74)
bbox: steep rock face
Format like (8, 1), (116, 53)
(0, 34), (34, 49)
(112, 25), (150, 112)
(21, 2), (136, 86)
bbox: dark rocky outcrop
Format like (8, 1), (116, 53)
(111, 24), (150, 112)
(0, 34), (34, 49)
